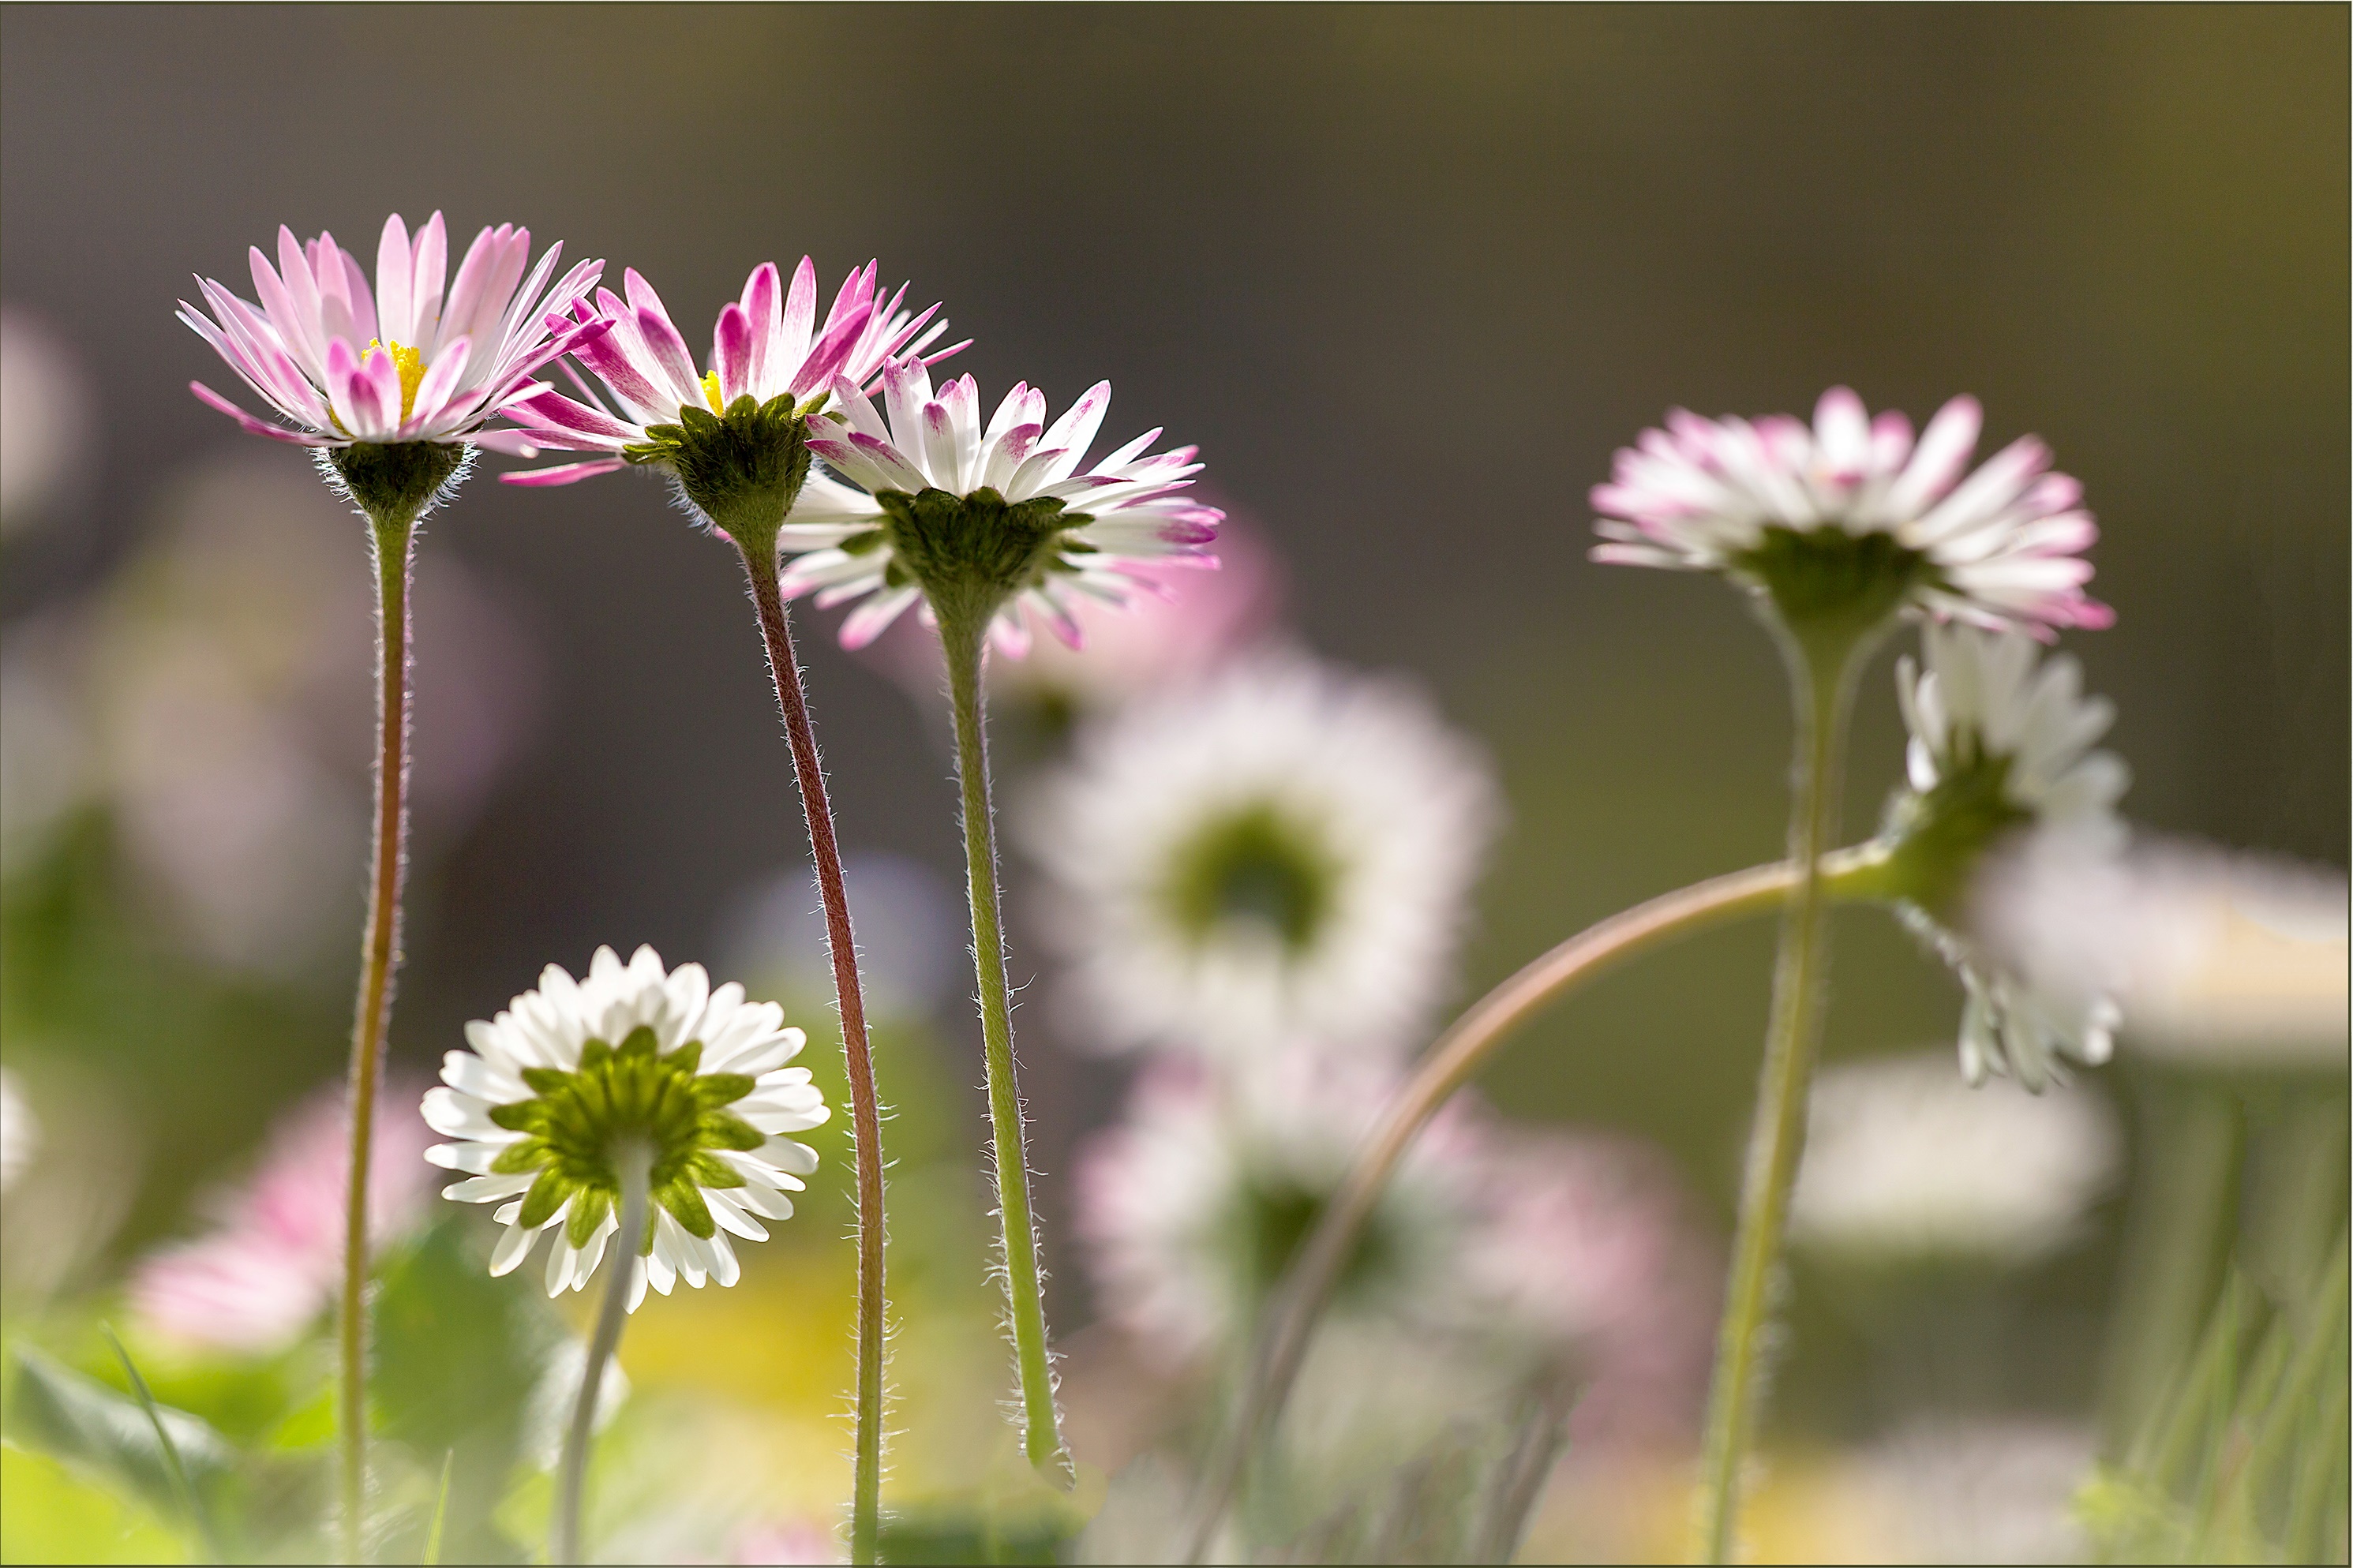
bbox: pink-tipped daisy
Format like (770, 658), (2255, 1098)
(774, 357), (1223, 655)
(1591, 387), (2112, 638)
(489, 259), (959, 488)
(178, 213), (605, 447)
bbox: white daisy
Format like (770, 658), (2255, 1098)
(1073, 1053), (1478, 1360)
(1789, 1051), (2120, 1266)
(423, 945), (829, 1311)
(1592, 387), (2113, 637)
(1028, 656), (1499, 1058)
(776, 358), (1223, 655)
(1887, 624), (2131, 1087)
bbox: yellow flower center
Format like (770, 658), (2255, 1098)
(362, 339), (429, 422)
(701, 371), (726, 416)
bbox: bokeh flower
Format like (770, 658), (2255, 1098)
(180, 213), (603, 447)
(425, 945), (829, 1312)
(777, 361), (1223, 654)
(1880, 623), (2131, 1088)
(1789, 1051), (2120, 1266)
(1029, 656), (1498, 1057)
(1074, 1053), (1481, 1361)
(492, 260), (955, 487)
(0, 1068), (36, 1193)
(128, 1088), (437, 1353)
(1591, 387), (2111, 638)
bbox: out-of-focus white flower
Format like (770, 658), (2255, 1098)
(0, 307), (93, 532)
(1789, 1052), (2120, 1266)
(1979, 835), (2349, 1070)
(1887, 623), (2130, 1088)
(128, 1088), (437, 1353)
(1592, 387), (2112, 637)
(0, 1068), (37, 1192)
(729, 1519), (844, 1565)
(1461, 1129), (1720, 1447)
(1855, 1417), (2096, 1566)
(9, 455), (538, 968)
(1030, 657), (1499, 1058)
(1074, 1053), (1481, 1361)
(425, 946), (830, 1312)
(720, 851), (961, 1020)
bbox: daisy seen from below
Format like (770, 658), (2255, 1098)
(772, 354), (1221, 1482)
(492, 259), (957, 492)
(777, 357), (1223, 654)
(182, 212), (603, 450)
(1879, 622), (2132, 1089)
(1030, 655), (1499, 1058)
(425, 945), (827, 1307)
(1591, 386), (2111, 638)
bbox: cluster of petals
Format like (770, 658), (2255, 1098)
(1592, 387), (2113, 636)
(180, 212), (605, 447)
(1898, 625), (2130, 1089)
(423, 945), (828, 1311)
(490, 260), (957, 486)
(778, 360), (1225, 654)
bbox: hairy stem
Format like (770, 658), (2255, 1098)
(939, 615), (1070, 1483)
(552, 1146), (649, 1567)
(1186, 855), (1855, 1560)
(1694, 627), (1868, 1563)
(737, 545), (890, 1559)
(339, 511), (418, 1564)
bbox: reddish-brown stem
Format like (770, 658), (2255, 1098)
(736, 544), (889, 1562)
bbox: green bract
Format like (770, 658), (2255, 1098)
(1733, 524), (1935, 645)
(1161, 801), (1341, 955)
(489, 1024), (766, 1251)
(865, 486), (1090, 630)
(628, 391), (823, 545)
(323, 440), (468, 529)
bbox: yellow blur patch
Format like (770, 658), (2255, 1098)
(0, 1445), (190, 1564)
(701, 371), (725, 415)
(362, 339), (428, 422)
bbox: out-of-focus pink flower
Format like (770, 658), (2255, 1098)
(1, 307), (93, 533)
(1463, 1129), (1721, 1449)
(729, 1520), (843, 1565)
(1592, 387), (2112, 637)
(491, 260), (958, 486)
(129, 1088), (437, 1353)
(180, 213), (604, 447)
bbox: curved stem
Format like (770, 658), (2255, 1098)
(737, 546), (890, 1559)
(339, 512), (417, 1563)
(939, 616), (1070, 1483)
(1694, 627), (1868, 1563)
(1183, 856), (1818, 1561)
(552, 1147), (650, 1567)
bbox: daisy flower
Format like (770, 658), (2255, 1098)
(1029, 656), (1498, 1057)
(1882, 623), (2132, 1087)
(1789, 1051), (2119, 1266)
(491, 260), (957, 488)
(179, 212), (604, 447)
(776, 357), (1223, 655)
(423, 945), (829, 1311)
(1074, 1053), (1481, 1360)
(1592, 387), (2113, 638)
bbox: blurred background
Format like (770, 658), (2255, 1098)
(0, 6), (2344, 1563)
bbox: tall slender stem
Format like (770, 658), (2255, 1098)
(552, 1146), (650, 1567)
(339, 511), (417, 1564)
(735, 546), (890, 1561)
(939, 616), (1070, 1482)
(1694, 627), (1867, 1563)
(1186, 855), (1835, 1561)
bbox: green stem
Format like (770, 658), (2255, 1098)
(939, 614), (1070, 1484)
(736, 542), (890, 1560)
(1185, 851), (1893, 1561)
(1694, 624), (1868, 1564)
(552, 1146), (650, 1567)
(339, 509), (418, 1564)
